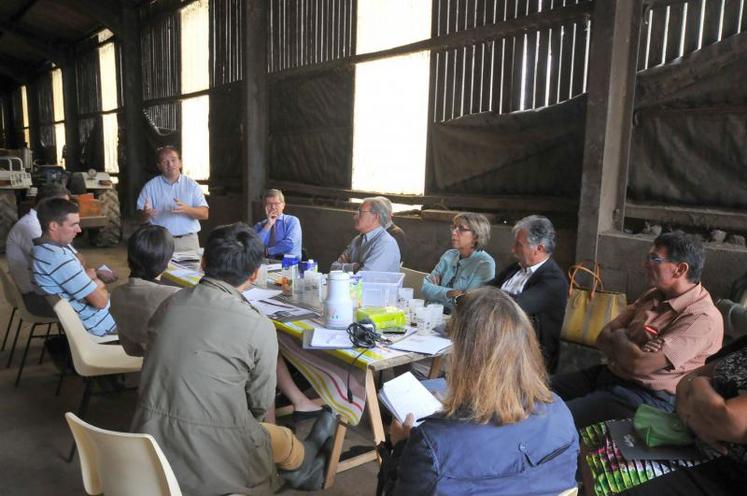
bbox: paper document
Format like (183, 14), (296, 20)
(172, 251), (201, 263)
(242, 287), (283, 302)
(378, 372), (442, 426)
(307, 327), (354, 349)
(388, 334), (452, 355)
(168, 267), (202, 279)
(252, 299), (318, 322)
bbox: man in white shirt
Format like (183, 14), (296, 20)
(492, 215), (568, 372)
(336, 197), (401, 273)
(137, 146), (209, 252)
(5, 184), (116, 317)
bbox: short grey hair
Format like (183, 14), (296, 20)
(362, 197), (388, 228)
(263, 189), (285, 203)
(513, 215), (556, 254)
(374, 196), (393, 228)
(453, 212), (492, 251)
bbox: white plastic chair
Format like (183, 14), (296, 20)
(558, 488), (578, 496)
(65, 412), (182, 496)
(0, 265), (58, 382)
(54, 298), (142, 460)
(400, 266), (429, 300)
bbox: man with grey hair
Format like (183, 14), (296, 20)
(254, 189), (302, 259)
(375, 196), (408, 263)
(492, 214), (568, 372)
(336, 197), (401, 272)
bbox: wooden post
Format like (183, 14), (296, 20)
(575, 0), (642, 262)
(61, 50), (80, 171)
(244, 0), (268, 223)
(119, 6), (146, 219)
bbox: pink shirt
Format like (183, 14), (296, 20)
(610, 283), (723, 394)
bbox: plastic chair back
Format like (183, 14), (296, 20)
(558, 488), (578, 496)
(53, 299), (142, 377)
(65, 412), (182, 496)
(0, 265), (20, 310)
(400, 266), (428, 300)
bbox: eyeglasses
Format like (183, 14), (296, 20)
(356, 208), (373, 216)
(646, 254), (672, 265)
(450, 225), (472, 233)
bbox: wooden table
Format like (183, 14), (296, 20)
(162, 264), (448, 487)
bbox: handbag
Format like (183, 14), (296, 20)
(633, 404), (693, 447)
(560, 261), (627, 346)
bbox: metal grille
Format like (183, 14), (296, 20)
(432, 0), (591, 121)
(639, 0), (747, 70)
(211, 0), (245, 86)
(268, 0), (355, 72)
(141, 13), (181, 100)
(144, 102), (181, 131)
(35, 73), (55, 126)
(75, 44), (102, 115)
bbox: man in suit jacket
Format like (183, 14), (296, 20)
(492, 215), (568, 373)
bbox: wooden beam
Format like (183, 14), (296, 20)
(575, 0), (643, 262)
(118, 5), (146, 218)
(269, 2), (593, 80)
(61, 50), (80, 170)
(56, 0), (123, 35)
(245, 0), (269, 223)
(269, 180), (579, 214)
(0, 22), (64, 63)
(625, 202), (747, 231)
(0, 62), (24, 83)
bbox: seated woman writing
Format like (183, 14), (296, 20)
(379, 286), (579, 495)
(421, 212), (495, 311)
(623, 331), (747, 496)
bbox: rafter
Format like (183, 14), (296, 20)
(55, 0), (123, 35)
(0, 22), (64, 63)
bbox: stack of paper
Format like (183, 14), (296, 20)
(388, 334), (452, 355)
(378, 372), (442, 426)
(241, 287), (283, 302)
(251, 299), (318, 322)
(172, 251), (201, 263)
(304, 327), (354, 349)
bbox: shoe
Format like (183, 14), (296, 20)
(292, 403), (331, 423)
(304, 407), (336, 452)
(279, 450), (326, 490)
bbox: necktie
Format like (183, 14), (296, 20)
(269, 222), (277, 247)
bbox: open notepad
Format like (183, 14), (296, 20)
(378, 372), (442, 427)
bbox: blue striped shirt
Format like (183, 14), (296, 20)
(32, 242), (116, 337)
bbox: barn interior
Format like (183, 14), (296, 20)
(1, 0), (746, 495)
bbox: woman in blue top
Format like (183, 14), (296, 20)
(421, 212), (496, 310)
(378, 287), (579, 495)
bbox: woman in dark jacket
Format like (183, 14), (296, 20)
(379, 286), (579, 495)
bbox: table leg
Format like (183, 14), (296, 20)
(427, 356), (443, 379)
(365, 367), (386, 463)
(323, 419), (348, 488)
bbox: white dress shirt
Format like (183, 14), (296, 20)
(500, 257), (549, 296)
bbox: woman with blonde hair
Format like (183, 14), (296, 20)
(378, 287), (578, 495)
(421, 212), (495, 311)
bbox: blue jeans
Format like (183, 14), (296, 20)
(551, 365), (675, 429)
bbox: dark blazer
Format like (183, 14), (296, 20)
(493, 257), (568, 373)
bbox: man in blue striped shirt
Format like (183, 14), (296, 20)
(32, 198), (116, 339)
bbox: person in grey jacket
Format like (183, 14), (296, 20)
(131, 223), (335, 495)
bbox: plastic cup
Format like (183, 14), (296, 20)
(398, 288), (414, 308)
(408, 299), (425, 326)
(427, 304), (444, 327)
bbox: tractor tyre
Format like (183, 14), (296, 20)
(90, 189), (122, 247)
(0, 191), (19, 254)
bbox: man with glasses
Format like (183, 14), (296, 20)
(254, 189), (302, 260)
(551, 231), (723, 429)
(137, 146), (209, 252)
(492, 215), (568, 373)
(336, 197), (401, 272)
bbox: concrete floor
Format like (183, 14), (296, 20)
(0, 242), (378, 495)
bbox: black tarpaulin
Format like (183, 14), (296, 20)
(269, 68), (353, 188)
(428, 95), (586, 197)
(629, 33), (747, 209)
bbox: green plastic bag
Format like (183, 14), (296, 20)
(633, 404), (694, 447)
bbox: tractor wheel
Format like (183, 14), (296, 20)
(89, 189), (122, 247)
(0, 191), (19, 254)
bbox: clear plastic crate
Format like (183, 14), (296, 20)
(358, 271), (405, 307)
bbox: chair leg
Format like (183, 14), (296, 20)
(6, 317), (23, 368)
(1, 307), (16, 351)
(67, 378), (94, 462)
(38, 322), (53, 364)
(15, 323), (38, 387)
(55, 350), (72, 397)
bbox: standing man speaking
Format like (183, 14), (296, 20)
(137, 146), (209, 252)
